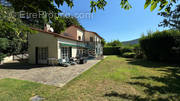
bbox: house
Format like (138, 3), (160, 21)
(28, 25), (103, 64)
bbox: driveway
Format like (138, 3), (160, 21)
(0, 59), (102, 87)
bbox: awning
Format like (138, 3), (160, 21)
(60, 43), (77, 47)
(60, 43), (86, 48)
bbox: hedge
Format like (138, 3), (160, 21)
(139, 30), (180, 62)
(103, 47), (121, 55)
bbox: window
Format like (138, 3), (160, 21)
(78, 36), (81, 41)
(61, 47), (72, 59)
(38, 47), (48, 60)
(90, 37), (93, 42)
(77, 49), (84, 57)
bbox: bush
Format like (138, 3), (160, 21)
(139, 30), (180, 62)
(133, 44), (144, 59)
(103, 47), (121, 55)
(122, 52), (135, 58)
(0, 38), (8, 62)
(0, 53), (6, 63)
(120, 47), (133, 54)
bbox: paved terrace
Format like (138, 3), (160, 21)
(0, 58), (103, 87)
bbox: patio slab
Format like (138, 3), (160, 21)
(0, 58), (103, 87)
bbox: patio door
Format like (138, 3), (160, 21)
(36, 47), (48, 64)
(61, 47), (72, 59)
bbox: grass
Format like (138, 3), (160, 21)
(0, 56), (180, 101)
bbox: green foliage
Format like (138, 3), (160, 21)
(3, 0), (177, 17)
(105, 40), (122, 47)
(0, 56), (180, 100)
(101, 39), (106, 47)
(0, 38), (9, 50)
(103, 40), (142, 57)
(0, 38), (9, 61)
(62, 16), (84, 29)
(133, 44), (144, 59)
(144, 0), (174, 12)
(50, 16), (84, 34)
(121, 44), (134, 52)
(121, 46), (133, 53)
(0, 53), (6, 62)
(103, 47), (121, 55)
(122, 52), (135, 58)
(139, 30), (180, 62)
(6, 0), (60, 27)
(121, 44), (144, 59)
(158, 4), (180, 30)
(90, 0), (107, 12)
(51, 17), (66, 33)
(120, 0), (132, 10)
(0, 4), (35, 55)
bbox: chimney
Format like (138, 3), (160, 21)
(44, 24), (54, 32)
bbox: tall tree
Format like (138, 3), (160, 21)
(0, 38), (9, 62)
(106, 40), (122, 47)
(158, 4), (180, 30)
(62, 16), (84, 29)
(50, 16), (84, 33)
(101, 39), (106, 47)
(0, 4), (35, 56)
(51, 16), (66, 33)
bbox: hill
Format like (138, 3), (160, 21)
(122, 39), (139, 45)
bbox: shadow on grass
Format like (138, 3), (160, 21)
(104, 59), (180, 101)
(104, 91), (149, 101)
(104, 91), (179, 101)
(0, 62), (51, 70)
(126, 58), (180, 68)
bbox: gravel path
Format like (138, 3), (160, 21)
(0, 59), (102, 87)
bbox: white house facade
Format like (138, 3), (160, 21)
(28, 25), (103, 64)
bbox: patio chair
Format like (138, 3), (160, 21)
(69, 57), (77, 65)
(58, 59), (70, 67)
(76, 56), (87, 64)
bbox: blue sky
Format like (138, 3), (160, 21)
(57, 0), (171, 42)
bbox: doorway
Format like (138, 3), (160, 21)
(35, 47), (48, 64)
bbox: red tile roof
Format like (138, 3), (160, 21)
(30, 27), (83, 42)
(85, 30), (103, 39)
(30, 25), (103, 41)
(67, 25), (103, 39)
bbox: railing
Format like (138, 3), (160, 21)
(84, 41), (101, 49)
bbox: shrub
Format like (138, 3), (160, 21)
(133, 44), (144, 59)
(103, 47), (121, 55)
(0, 38), (8, 63)
(139, 30), (180, 62)
(122, 52), (136, 58)
(120, 47), (133, 54)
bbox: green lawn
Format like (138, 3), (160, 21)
(0, 56), (180, 101)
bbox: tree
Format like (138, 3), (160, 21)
(2, 0), (177, 30)
(0, 4), (35, 55)
(106, 40), (122, 47)
(158, 4), (180, 30)
(50, 16), (84, 33)
(7, 0), (178, 12)
(139, 30), (180, 62)
(4, 0), (178, 18)
(0, 38), (9, 62)
(51, 16), (66, 33)
(101, 39), (106, 47)
(5, 0), (61, 27)
(62, 16), (84, 29)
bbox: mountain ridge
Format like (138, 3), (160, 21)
(122, 39), (139, 45)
